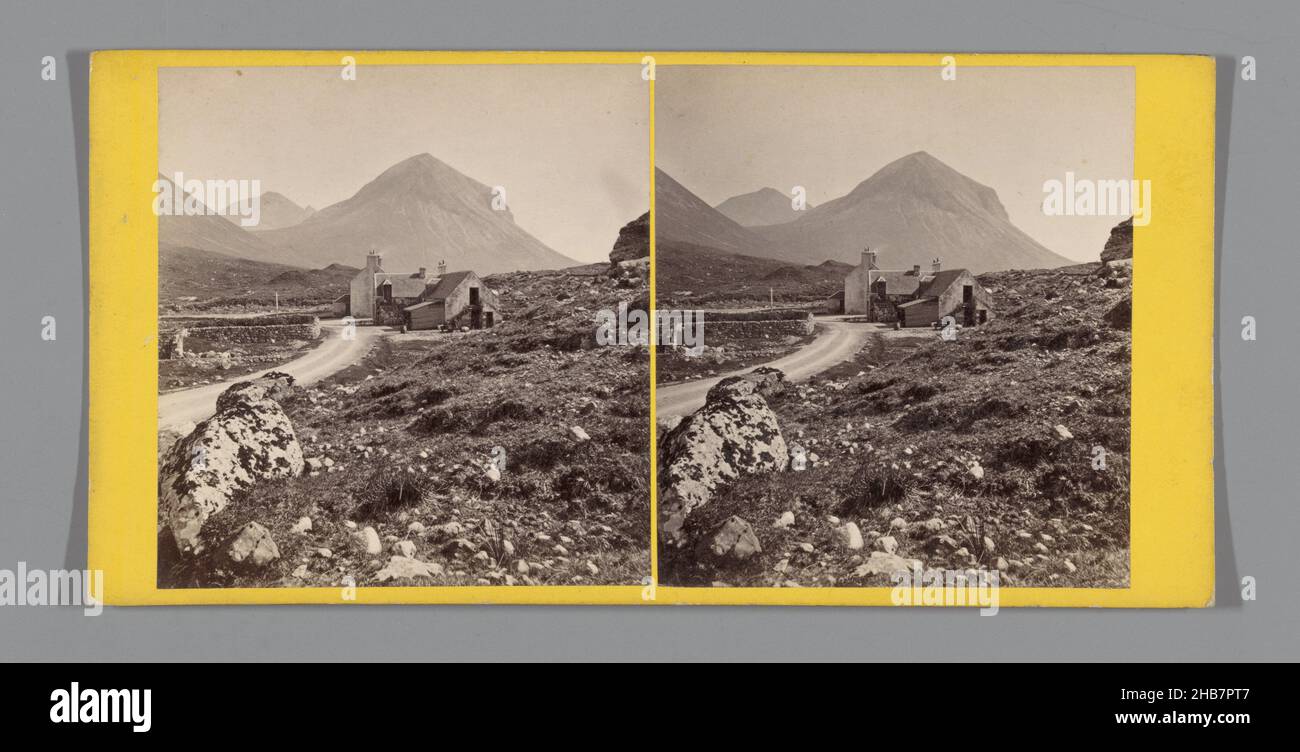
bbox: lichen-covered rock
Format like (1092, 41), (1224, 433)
(214, 371), (296, 411)
(659, 371), (788, 543)
(160, 374), (304, 554)
(735, 366), (787, 400)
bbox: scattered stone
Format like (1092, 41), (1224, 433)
(407, 521), (426, 535)
(1053, 424), (1074, 440)
(855, 551), (922, 577)
(839, 522), (864, 551)
(291, 516), (312, 534)
(773, 511), (795, 529)
(374, 556), (443, 582)
(393, 540), (417, 558)
(570, 426), (591, 441)
(875, 535), (899, 554)
(226, 521), (279, 567)
(702, 516), (762, 561)
(357, 526), (382, 555)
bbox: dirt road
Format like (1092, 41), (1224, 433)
(158, 323), (381, 430)
(655, 320), (879, 419)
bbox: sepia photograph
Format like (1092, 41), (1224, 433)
(654, 65), (1136, 589)
(151, 64), (651, 589)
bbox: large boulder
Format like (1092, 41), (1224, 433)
(159, 373), (304, 554)
(734, 366), (786, 400)
(1100, 217), (1133, 263)
(659, 371), (789, 543)
(609, 212), (649, 264)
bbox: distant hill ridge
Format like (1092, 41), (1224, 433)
(656, 153), (1071, 276)
(160, 153), (579, 275)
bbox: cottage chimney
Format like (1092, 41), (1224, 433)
(861, 248), (878, 270)
(931, 257), (942, 273)
(365, 250), (382, 271)
(912, 264), (921, 276)
(436, 259), (448, 277)
(417, 267), (427, 279)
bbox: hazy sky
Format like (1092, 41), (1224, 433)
(656, 66), (1134, 262)
(160, 65), (649, 262)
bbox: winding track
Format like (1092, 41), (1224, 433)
(157, 323), (382, 430)
(655, 319), (878, 419)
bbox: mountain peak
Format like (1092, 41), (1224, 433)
(714, 185), (812, 227)
(741, 151), (1072, 273)
(377, 152), (453, 179)
(250, 190), (316, 231)
(837, 150), (1009, 222)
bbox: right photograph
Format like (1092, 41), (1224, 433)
(655, 64), (1135, 589)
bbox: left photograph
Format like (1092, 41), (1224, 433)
(152, 64), (651, 589)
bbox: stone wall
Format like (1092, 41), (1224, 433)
(185, 320), (321, 344)
(701, 314), (815, 339)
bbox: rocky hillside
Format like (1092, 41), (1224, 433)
(660, 258), (1132, 588)
(159, 246), (355, 308)
(158, 259), (651, 589)
(657, 240), (849, 306)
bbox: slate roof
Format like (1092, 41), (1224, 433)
(867, 269), (924, 296)
(914, 269), (968, 298)
(424, 271), (473, 301)
(375, 272), (430, 299)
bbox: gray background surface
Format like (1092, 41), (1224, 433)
(0, 0), (1293, 661)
